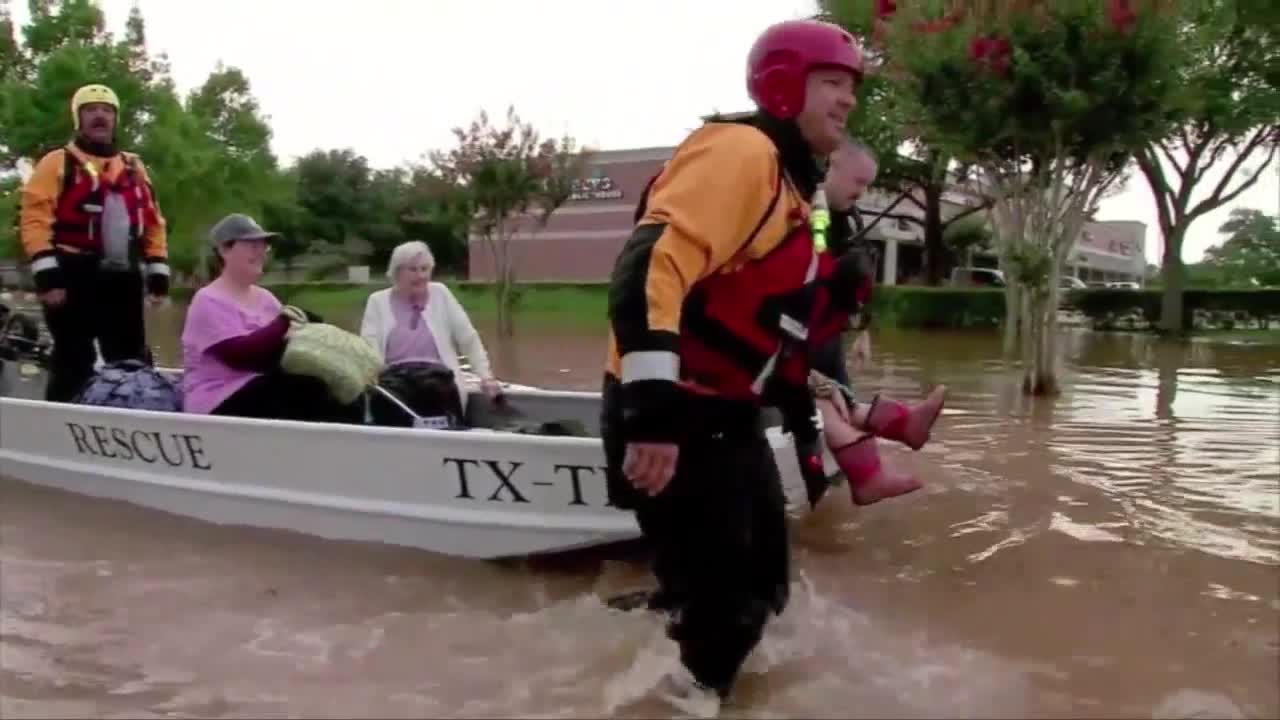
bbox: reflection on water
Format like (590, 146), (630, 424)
(1046, 335), (1280, 565)
(4, 314), (1279, 718)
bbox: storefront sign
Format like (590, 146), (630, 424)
(570, 175), (623, 201)
(1080, 230), (1137, 257)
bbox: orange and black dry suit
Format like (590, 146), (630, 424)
(19, 139), (170, 401)
(599, 113), (872, 698)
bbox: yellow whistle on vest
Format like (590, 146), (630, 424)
(811, 188), (830, 253)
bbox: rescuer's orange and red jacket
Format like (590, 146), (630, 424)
(20, 142), (169, 294)
(603, 114), (874, 445)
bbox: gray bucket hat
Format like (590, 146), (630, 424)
(209, 213), (281, 246)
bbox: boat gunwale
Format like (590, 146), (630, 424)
(0, 395), (609, 449)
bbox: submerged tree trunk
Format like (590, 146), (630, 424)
(1024, 272), (1060, 396)
(481, 225), (517, 340)
(985, 151), (1112, 397)
(494, 253), (517, 339)
(501, 260), (519, 338)
(1158, 224), (1188, 335)
(1018, 285), (1036, 390)
(922, 186), (948, 286)
(1003, 281), (1021, 358)
(492, 280), (507, 336)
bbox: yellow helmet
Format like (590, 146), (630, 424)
(71, 84), (120, 129)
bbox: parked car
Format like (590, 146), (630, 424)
(1105, 281), (1141, 289)
(1060, 276), (1087, 290)
(950, 267), (1006, 288)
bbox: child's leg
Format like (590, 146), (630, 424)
(831, 436), (923, 505)
(809, 369), (947, 452)
(814, 391), (920, 505)
(862, 385), (947, 451)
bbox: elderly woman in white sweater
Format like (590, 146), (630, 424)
(360, 241), (502, 398)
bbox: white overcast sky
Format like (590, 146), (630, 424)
(13, 0), (1277, 264)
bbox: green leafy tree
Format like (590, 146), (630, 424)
(864, 0), (1182, 395)
(138, 66), (281, 280)
(398, 164), (470, 275)
(257, 167), (308, 277)
(1202, 208), (1280, 286)
(1, 1), (22, 86)
(427, 106), (590, 336)
(289, 149), (423, 273)
(1135, 0), (1280, 332)
(293, 148), (374, 250)
(0, 0), (162, 167)
(361, 167), (414, 268)
(942, 213), (994, 266)
(0, 175), (19, 262)
(120, 1), (169, 89)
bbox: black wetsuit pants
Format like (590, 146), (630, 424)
(41, 254), (147, 403)
(602, 378), (790, 698)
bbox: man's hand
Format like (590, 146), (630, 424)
(480, 377), (503, 399)
(850, 330), (872, 370)
(623, 442), (679, 497)
(38, 289), (66, 307)
(145, 294), (170, 309)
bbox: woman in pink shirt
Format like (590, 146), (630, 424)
(180, 213), (361, 423)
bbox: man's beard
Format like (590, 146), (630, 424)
(74, 126), (117, 157)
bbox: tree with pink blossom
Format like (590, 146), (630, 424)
(427, 107), (590, 337)
(826, 0), (1184, 394)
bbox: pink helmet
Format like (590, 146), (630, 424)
(747, 19), (865, 120)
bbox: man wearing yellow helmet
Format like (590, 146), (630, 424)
(19, 83), (171, 402)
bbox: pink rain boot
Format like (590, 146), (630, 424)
(863, 385), (947, 451)
(832, 435), (923, 506)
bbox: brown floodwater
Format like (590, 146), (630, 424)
(2, 305), (1278, 718)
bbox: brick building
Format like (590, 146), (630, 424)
(467, 146), (669, 283)
(467, 145), (1149, 286)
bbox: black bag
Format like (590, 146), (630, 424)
(368, 362), (466, 429)
(465, 390), (591, 437)
(0, 304), (45, 365)
(509, 418), (591, 437)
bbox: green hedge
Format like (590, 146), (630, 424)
(163, 281), (1280, 332)
(1064, 288), (1280, 330)
(866, 287), (1005, 329)
(165, 282), (1004, 331)
(450, 282), (1009, 330)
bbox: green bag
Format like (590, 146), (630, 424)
(279, 306), (383, 404)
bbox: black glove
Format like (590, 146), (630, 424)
(620, 378), (683, 443)
(828, 246), (876, 314)
(771, 374), (831, 510)
(795, 435), (831, 510)
(146, 272), (170, 297)
(31, 262), (65, 295)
